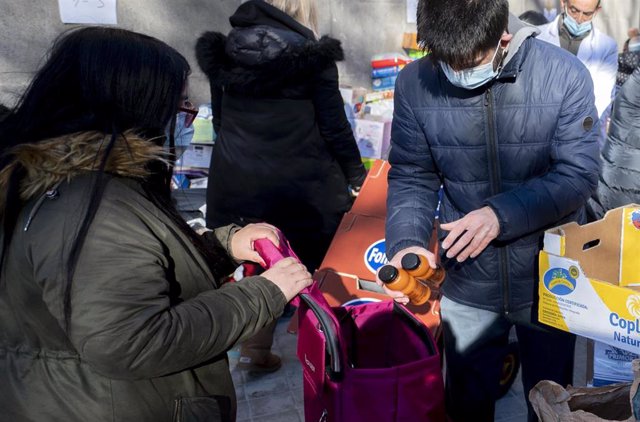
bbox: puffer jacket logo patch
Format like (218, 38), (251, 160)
(583, 116), (594, 131)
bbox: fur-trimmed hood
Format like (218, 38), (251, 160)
(0, 131), (166, 207)
(196, 1), (344, 95)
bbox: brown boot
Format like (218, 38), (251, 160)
(237, 321), (281, 373)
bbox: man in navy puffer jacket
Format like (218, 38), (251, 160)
(381, 1), (599, 421)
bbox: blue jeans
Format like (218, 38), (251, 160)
(440, 296), (576, 422)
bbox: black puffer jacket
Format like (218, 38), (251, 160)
(590, 68), (640, 218)
(386, 20), (600, 313)
(196, 0), (365, 270)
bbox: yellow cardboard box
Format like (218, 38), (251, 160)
(538, 205), (640, 353)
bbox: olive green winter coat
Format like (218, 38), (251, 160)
(0, 131), (287, 422)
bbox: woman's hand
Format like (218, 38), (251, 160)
(230, 223), (280, 265)
(262, 258), (313, 302)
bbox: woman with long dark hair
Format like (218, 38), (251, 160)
(0, 27), (311, 422)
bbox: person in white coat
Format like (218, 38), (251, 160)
(538, 0), (617, 143)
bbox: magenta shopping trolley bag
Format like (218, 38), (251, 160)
(254, 236), (445, 422)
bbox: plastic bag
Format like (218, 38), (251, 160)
(530, 359), (640, 421)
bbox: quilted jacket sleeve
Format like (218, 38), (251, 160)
(485, 65), (600, 241)
(385, 70), (442, 259)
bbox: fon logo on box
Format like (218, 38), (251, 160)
(364, 239), (388, 275)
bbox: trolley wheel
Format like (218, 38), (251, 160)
(497, 341), (520, 399)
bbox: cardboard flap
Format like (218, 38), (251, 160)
(555, 208), (624, 284)
(543, 231), (565, 256)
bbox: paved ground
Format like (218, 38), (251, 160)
(229, 316), (589, 422)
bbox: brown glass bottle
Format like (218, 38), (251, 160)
(378, 265), (431, 305)
(401, 253), (446, 286)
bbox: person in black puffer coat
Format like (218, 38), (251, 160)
(196, 0), (365, 274)
(196, 0), (365, 373)
(590, 67), (640, 218)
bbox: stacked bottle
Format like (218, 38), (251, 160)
(378, 253), (446, 306)
(401, 253), (446, 286)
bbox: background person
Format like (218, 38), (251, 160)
(589, 67), (640, 219)
(196, 0), (365, 273)
(0, 26), (312, 422)
(538, 0), (618, 141)
(196, 0), (365, 373)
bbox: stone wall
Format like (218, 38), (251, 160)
(0, 0), (637, 106)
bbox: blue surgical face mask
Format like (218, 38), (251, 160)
(563, 7), (593, 37)
(440, 39), (505, 90)
(165, 112), (195, 152)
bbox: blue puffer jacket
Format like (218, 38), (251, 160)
(386, 31), (600, 313)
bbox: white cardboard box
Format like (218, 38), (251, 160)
(593, 341), (639, 386)
(177, 143), (213, 169)
(354, 117), (391, 159)
(538, 205), (640, 354)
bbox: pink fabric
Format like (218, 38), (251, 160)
(253, 231), (301, 268)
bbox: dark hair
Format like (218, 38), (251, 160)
(0, 27), (233, 331)
(417, 0), (509, 69)
(519, 10), (548, 26)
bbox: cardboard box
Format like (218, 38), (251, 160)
(191, 117), (215, 144)
(177, 143), (213, 169)
(538, 205), (640, 354)
(364, 90), (394, 104)
(372, 76), (397, 91)
(593, 341), (639, 386)
(370, 53), (412, 69)
(320, 213), (388, 281)
(401, 32), (429, 59)
(287, 181), (443, 336)
(354, 117), (391, 160)
(339, 86), (368, 106)
(350, 159), (389, 218)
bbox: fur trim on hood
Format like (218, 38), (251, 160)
(0, 130), (167, 206)
(196, 30), (344, 95)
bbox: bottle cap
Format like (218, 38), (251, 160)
(378, 265), (399, 284)
(401, 253), (421, 271)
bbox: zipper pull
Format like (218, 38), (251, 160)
(484, 88), (491, 106)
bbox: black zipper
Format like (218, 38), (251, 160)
(484, 88), (510, 315)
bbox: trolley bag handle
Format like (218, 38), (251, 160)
(299, 290), (343, 382)
(253, 236), (344, 381)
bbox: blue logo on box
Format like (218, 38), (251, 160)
(342, 298), (381, 307)
(364, 239), (388, 274)
(543, 268), (577, 296)
(631, 210), (640, 230)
